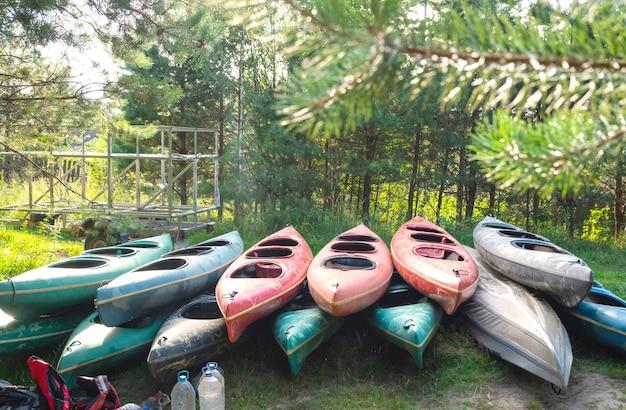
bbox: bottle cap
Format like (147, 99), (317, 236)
(177, 370), (189, 383)
(206, 362), (218, 370)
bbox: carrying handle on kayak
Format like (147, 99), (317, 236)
(66, 340), (81, 352)
(403, 319), (415, 329)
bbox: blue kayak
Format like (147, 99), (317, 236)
(556, 281), (626, 352)
(95, 231), (244, 327)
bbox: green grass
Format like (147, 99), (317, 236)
(0, 217), (624, 408)
(0, 225), (83, 279)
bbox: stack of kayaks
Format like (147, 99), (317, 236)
(391, 216), (478, 315)
(57, 308), (172, 388)
(307, 224), (393, 317)
(0, 233), (173, 320)
(0, 305), (91, 354)
(473, 216), (593, 307)
(461, 247), (572, 388)
(147, 293), (235, 383)
(95, 231), (243, 327)
(367, 280), (442, 368)
(217, 226), (313, 342)
(273, 289), (346, 375)
(554, 281), (626, 353)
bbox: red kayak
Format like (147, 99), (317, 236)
(307, 224), (393, 317)
(391, 216), (478, 315)
(216, 226), (313, 342)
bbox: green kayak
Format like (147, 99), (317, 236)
(56, 309), (170, 388)
(0, 234), (173, 320)
(273, 292), (346, 375)
(367, 282), (442, 368)
(0, 306), (90, 354)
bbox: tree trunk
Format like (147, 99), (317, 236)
(217, 91), (225, 220)
(525, 190), (531, 231)
(615, 157), (625, 237)
(456, 146), (467, 222)
(488, 184), (496, 215)
(406, 129), (422, 220)
(234, 45), (245, 224)
(532, 191), (539, 228)
(464, 161), (478, 220)
(361, 125), (378, 223)
(323, 139), (331, 209)
(435, 147), (451, 224)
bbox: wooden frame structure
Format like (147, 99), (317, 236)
(0, 126), (220, 237)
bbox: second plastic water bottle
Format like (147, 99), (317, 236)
(171, 370), (196, 410)
(198, 367), (224, 410)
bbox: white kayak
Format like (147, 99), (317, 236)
(473, 216), (592, 307)
(461, 247), (572, 389)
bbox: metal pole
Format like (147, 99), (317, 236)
(28, 163), (33, 208)
(49, 161), (54, 211)
(107, 132), (113, 211)
(135, 133), (141, 209)
(81, 133), (86, 201)
(193, 130), (198, 226)
(160, 130), (166, 206)
(167, 130), (174, 226)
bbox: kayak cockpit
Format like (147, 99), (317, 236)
(84, 247), (137, 257)
(323, 256), (374, 270)
(231, 262), (284, 278)
(410, 232), (454, 244)
(50, 258), (109, 269)
(511, 240), (566, 254)
(164, 247), (214, 257)
(246, 248), (293, 258)
(330, 242), (375, 253)
(182, 300), (222, 320)
(135, 258), (188, 271)
(258, 238), (299, 247)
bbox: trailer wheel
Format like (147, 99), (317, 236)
(84, 235), (109, 250)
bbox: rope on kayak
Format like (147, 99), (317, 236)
(551, 384), (562, 395)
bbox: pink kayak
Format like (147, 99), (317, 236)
(391, 216), (478, 315)
(307, 224), (393, 317)
(216, 226), (313, 342)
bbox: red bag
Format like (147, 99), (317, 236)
(26, 356), (121, 410)
(27, 356), (70, 410)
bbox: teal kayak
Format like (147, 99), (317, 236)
(0, 306), (91, 354)
(95, 231), (243, 327)
(0, 234), (173, 320)
(273, 292), (346, 375)
(367, 282), (442, 368)
(556, 281), (626, 353)
(56, 309), (170, 388)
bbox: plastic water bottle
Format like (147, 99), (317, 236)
(205, 362), (225, 389)
(171, 370), (196, 410)
(198, 367), (224, 410)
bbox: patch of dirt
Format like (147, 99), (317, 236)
(465, 367), (626, 410)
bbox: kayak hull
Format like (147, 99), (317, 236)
(473, 216), (592, 307)
(217, 226), (313, 343)
(0, 306), (90, 354)
(391, 217), (478, 315)
(367, 282), (442, 368)
(0, 234), (173, 320)
(461, 247), (572, 388)
(95, 231), (243, 327)
(555, 282), (626, 352)
(307, 224), (393, 317)
(273, 294), (346, 374)
(56, 309), (170, 389)
(147, 293), (234, 384)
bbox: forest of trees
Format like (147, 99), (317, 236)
(0, 0), (624, 241)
